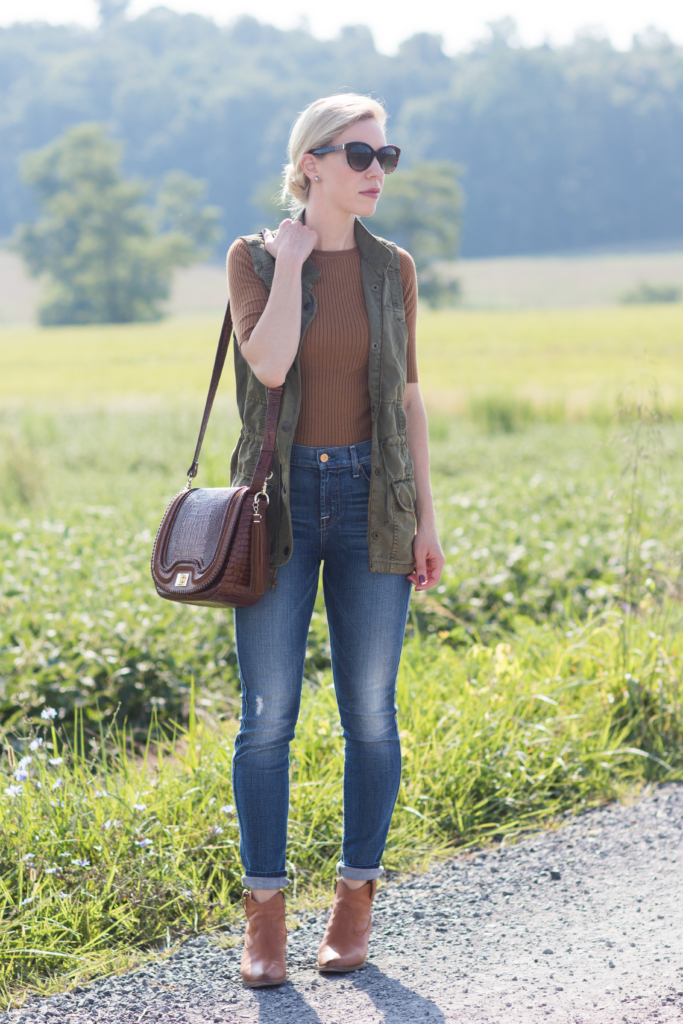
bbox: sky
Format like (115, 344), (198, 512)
(2, 0), (682, 54)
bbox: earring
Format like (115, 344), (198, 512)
(314, 176), (319, 181)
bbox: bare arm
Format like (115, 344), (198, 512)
(403, 382), (445, 591)
(237, 219), (317, 388)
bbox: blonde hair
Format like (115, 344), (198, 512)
(281, 94), (387, 212)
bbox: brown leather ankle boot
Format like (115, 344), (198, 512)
(317, 878), (377, 972)
(240, 890), (287, 987)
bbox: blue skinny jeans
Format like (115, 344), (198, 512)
(232, 439), (412, 889)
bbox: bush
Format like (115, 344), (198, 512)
(619, 282), (682, 304)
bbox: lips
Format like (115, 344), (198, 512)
(360, 190), (380, 198)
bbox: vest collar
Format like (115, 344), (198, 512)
(294, 207), (393, 275)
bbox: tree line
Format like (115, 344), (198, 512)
(2, 6), (683, 258)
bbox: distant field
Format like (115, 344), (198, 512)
(455, 248), (683, 309)
(3, 247), (683, 325)
(417, 304), (683, 416)
(1, 305), (682, 417)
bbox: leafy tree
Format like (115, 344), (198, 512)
(370, 161), (462, 306)
(156, 171), (223, 252)
(2, 11), (683, 256)
(11, 124), (220, 325)
(99, 0), (130, 27)
(370, 161), (462, 269)
(251, 174), (290, 231)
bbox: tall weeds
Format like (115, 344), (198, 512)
(1, 612), (681, 1004)
(0, 429), (44, 509)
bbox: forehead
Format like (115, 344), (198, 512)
(333, 118), (386, 147)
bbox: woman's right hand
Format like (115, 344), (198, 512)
(264, 219), (317, 265)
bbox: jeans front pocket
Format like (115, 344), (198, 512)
(358, 461), (372, 484)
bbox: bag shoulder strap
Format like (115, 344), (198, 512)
(186, 300), (283, 493)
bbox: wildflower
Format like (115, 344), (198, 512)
(45, 867), (58, 874)
(5, 785), (23, 797)
(180, 889), (193, 899)
(220, 804), (235, 815)
(23, 853), (35, 861)
(72, 858), (90, 868)
(48, 757), (63, 766)
(94, 789), (107, 798)
(135, 838), (152, 848)
(18, 756), (32, 769)
(212, 825), (224, 835)
(133, 803), (146, 811)
(29, 738), (44, 750)
(51, 778), (63, 790)
(103, 819), (120, 830)
(58, 891), (69, 899)
(41, 707), (58, 720)
(13, 768), (29, 783)
(35, 781), (42, 790)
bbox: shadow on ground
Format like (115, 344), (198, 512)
(251, 962), (446, 1022)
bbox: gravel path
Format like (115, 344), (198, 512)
(5, 783), (682, 1024)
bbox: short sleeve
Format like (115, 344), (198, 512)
(398, 248), (418, 383)
(226, 238), (270, 347)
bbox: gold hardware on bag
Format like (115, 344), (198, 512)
(150, 299), (282, 608)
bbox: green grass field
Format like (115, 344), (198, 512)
(2, 305), (683, 415)
(1, 307), (682, 1004)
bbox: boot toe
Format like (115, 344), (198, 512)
(317, 943), (365, 972)
(241, 957), (287, 987)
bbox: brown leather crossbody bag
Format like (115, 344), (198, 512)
(150, 301), (282, 608)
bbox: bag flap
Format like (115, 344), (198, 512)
(152, 485), (248, 595)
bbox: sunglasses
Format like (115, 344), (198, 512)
(307, 142), (401, 174)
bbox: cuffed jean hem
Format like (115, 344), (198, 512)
(242, 875), (290, 889)
(336, 862), (385, 881)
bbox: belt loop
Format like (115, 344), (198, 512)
(349, 445), (360, 478)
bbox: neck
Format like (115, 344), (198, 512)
(303, 200), (357, 252)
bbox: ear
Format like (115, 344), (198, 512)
(300, 152), (319, 181)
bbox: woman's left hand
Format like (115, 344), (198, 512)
(407, 523), (445, 592)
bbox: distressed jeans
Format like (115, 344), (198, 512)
(232, 439), (412, 889)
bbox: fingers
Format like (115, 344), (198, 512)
(407, 545), (445, 592)
(266, 218), (316, 262)
(407, 562), (430, 591)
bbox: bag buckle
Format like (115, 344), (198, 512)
(253, 472), (272, 518)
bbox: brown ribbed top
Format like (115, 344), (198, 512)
(227, 238), (418, 447)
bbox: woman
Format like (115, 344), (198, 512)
(227, 93), (444, 987)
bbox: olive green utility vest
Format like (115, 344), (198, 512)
(229, 215), (417, 579)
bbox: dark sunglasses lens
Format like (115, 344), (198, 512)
(346, 143), (373, 171)
(379, 147), (399, 173)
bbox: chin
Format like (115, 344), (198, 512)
(355, 197), (380, 217)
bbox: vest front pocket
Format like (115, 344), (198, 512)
(391, 478), (416, 512)
(390, 479), (417, 561)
